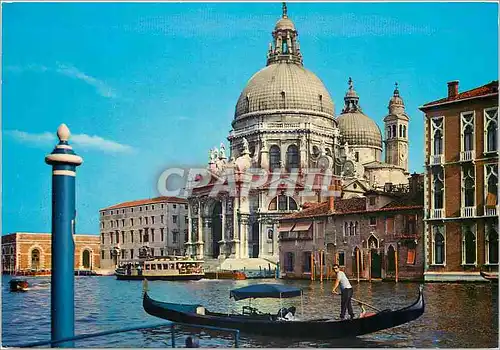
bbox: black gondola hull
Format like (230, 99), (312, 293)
(142, 288), (425, 339)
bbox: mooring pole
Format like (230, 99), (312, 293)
(45, 124), (83, 347)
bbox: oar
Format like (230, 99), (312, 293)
(333, 291), (381, 312)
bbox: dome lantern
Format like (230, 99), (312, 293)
(388, 82), (406, 114)
(267, 2), (303, 66)
(342, 77), (362, 113)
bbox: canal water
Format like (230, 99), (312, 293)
(2, 275), (498, 348)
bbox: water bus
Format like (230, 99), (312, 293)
(115, 256), (204, 281)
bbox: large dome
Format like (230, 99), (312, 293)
(234, 63), (335, 119)
(337, 112), (383, 149)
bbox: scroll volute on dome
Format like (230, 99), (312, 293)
(267, 2), (303, 66)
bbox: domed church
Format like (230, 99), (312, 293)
(186, 4), (410, 263)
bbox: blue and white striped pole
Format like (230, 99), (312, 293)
(45, 124), (83, 347)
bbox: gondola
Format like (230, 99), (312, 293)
(142, 283), (425, 339)
(480, 271), (498, 282)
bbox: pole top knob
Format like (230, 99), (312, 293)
(57, 124), (71, 142)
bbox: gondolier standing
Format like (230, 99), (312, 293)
(332, 264), (355, 320)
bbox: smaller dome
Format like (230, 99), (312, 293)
(337, 113), (383, 149)
(275, 17), (295, 31)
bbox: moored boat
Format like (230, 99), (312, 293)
(480, 271), (498, 282)
(9, 278), (29, 292)
(142, 283), (425, 339)
(116, 256), (204, 281)
(204, 270), (247, 280)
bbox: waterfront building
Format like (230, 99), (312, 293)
(186, 4), (411, 266)
(278, 173), (424, 281)
(419, 80), (499, 282)
(1, 232), (100, 274)
(99, 196), (188, 269)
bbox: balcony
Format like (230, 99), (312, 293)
(429, 208), (444, 219)
(461, 206), (476, 218)
(460, 150), (475, 162)
(429, 154), (444, 166)
(484, 206), (498, 217)
(279, 232), (298, 241)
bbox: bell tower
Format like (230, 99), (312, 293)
(383, 83), (409, 172)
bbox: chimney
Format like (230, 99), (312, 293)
(328, 179), (341, 212)
(447, 80), (459, 98)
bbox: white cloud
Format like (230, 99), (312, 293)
(55, 63), (117, 98)
(4, 63), (117, 99)
(4, 130), (55, 146)
(5, 130), (134, 154)
(71, 134), (134, 153)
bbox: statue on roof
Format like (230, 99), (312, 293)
(242, 137), (250, 154)
(219, 142), (227, 159)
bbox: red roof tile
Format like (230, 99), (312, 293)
(281, 196), (422, 221)
(102, 196), (187, 210)
(421, 80), (498, 109)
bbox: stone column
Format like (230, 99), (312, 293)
(197, 200), (204, 259)
(220, 198), (226, 257)
(186, 201), (193, 256)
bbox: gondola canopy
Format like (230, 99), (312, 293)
(230, 284), (302, 301)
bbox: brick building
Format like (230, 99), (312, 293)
(420, 80), (498, 281)
(99, 196), (188, 269)
(278, 174), (424, 281)
(1, 232), (100, 274)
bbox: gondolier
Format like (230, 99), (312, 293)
(332, 264), (355, 320)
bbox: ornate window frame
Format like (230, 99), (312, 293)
(431, 166), (445, 210)
(430, 116), (444, 156)
(460, 111), (475, 153)
(484, 107), (498, 154)
(484, 164), (498, 212)
(461, 164), (476, 209)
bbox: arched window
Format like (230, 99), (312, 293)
(434, 130), (443, 155)
(462, 166), (475, 207)
(31, 249), (40, 270)
(268, 195), (298, 211)
(286, 145), (299, 171)
(269, 145), (281, 170)
(462, 226), (476, 265)
(387, 128), (391, 139)
(387, 245), (396, 272)
(349, 222), (354, 236)
(344, 222), (348, 237)
(486, 223), (499, 264)
(403, 125), (406, 138)
(392, 125), (396, 138)
(434, 227), (445, 264)
(433, 167), (444, 209)
(354, 221), (358, 235)
(82, 250), (91, 269)
(399, 125), (403, 137)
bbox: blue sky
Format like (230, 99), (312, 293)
(2, 2), (498, 235)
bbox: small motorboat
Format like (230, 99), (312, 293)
(204, 270), (247, 280)
(143, 282), (425, 339)
(9, 279), (29, 292)
(480, 271), (498, 282)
